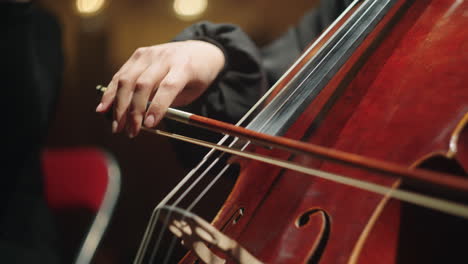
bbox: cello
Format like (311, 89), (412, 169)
(103, 0), (468, 262)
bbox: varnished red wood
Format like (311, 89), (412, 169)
(180, 0), (468, 263)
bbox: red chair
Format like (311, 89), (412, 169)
(42, 147), (121, 264)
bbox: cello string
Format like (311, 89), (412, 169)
(147, 0), (362, 212)
(133, 137), (234, 263)
(150, 140), (259, 262)
(134, 0), (369, 260)
(159, 1), (376, 259)
(160, 141), (254, 264)
(157, 0), (365, 223)
(158, 157), (237, 263)
(99, 1), (361, 259)
(147, 128), (468, 220)
(161, 164), (232, 264)
(229, 0), (369, 139)
(146, 137), (253, 262)
(133, 121), (241, 261)
(167, 0), (370, 214)
(149, 1), (374, 261)
(160, 140), (254, 264)
(148, 153), (226, 263)
(175, 0), (368, 214)
(145, 136), (250, 262)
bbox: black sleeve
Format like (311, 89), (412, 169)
(166, 0), (352, 168)
(261, 0), (353, 85)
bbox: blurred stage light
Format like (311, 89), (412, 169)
(76, 0), (106, 16)
(173, 0), (208, 21)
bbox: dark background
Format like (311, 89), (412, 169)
(38, 0), (319, 262)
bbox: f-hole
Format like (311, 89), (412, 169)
(295, 209), (331, 264)
(296, 209), (322, 228)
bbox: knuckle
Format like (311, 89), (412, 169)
(160, 79), (179, 91)
(134, 47), (147, 57)
(148, 101), (162, 114)
(159, 47), (175, 59)
(112, 73), (121, 82)
(147, 46), (160, 56)
(179, 59), (192, 73)
(135, 79), (152, 91)
(117, 76), (132, 88)
(157, 50), (167, 60)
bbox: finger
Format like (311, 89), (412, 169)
(97, 48), (147, 113)
(128, 63), (169, 137)
(97, 75), (118, 113)
(144, 68), (190, 128)
(113, 58), (151, 134)
(168, 224), (183, 238)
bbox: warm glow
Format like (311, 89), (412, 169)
(76, 0), (106, 16)
(173, 0), (208, 20)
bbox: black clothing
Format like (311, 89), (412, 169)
(1, 3), (63, 263)
(168, 0), (352, 167)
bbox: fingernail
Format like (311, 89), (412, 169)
(96, 103), (103, 112)
(129, 129), (136, 138)
(126, 125), (134, 138)
(112, 120), (118, 133)
(144, 114), (155, 127)
(132, 125), (139, 138)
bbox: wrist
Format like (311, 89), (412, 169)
(188, 39), (226, 77)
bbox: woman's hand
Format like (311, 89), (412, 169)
(96, 40), (225, 137)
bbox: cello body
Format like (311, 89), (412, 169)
(147, 0), (468, 263)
